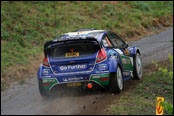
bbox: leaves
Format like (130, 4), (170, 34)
(155, 54), (173, 114)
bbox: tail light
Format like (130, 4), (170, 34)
(43, 56), (50, 67)
(96, 48), (107, 63)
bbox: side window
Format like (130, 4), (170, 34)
(102, 35), (113, 47)
(108, 31), (125, 48)
(115, 35), (125, 48)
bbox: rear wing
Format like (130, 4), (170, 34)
(44, 37), (101, 57)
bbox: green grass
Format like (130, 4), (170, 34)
(106, 61), (173, 115)
(1, 1), (173, 82)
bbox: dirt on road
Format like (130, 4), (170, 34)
(1, 28), (173, 115)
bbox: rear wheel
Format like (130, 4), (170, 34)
(109, 66), (123, 93)
(38, 79), (50, 97)
(133, 53), (143, 79)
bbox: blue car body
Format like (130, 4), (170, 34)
(37, 29), (141, 94)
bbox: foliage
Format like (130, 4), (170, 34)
(161, 101), (173, 115)
(107, 55), (173, 115)
(153, 54), (173, 115)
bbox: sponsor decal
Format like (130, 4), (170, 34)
(127, 59), (131, 64)
(97, 64), (108, 69)
(110, 55), (117, 60)
(63, 78), (68, 82)
(156, 97), (164, 115)
(122, 58), (131, 65)
(62, 76), (84, 82)
(122, 59), (127, 64)
(114, 49), (123, 55)
(92, 76), (100, 79)
(43, 80), (49, 83)
(85, 77), (87, 80)
(42, 69), (50, 74)
(59, 64), (86, 71)
(42, 78), (57, 83)
(99, 77), (109, 81)
(95, 70), (109, 74)
(43, 76), (51, 78)
(42, 78), (58, 91)
(103, 70), (109, 73)
(108, 50), (117, 56)
(108, 50), (118, 60)
(90, 73), (110, 87)
(43, 79), (56, 83)
(89, 67), (93, 70)
(123, 71), (131, 76)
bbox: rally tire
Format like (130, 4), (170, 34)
(133, 52), (143, 80)
(38, 79), (50, 97)
(109, 66), (123, 93)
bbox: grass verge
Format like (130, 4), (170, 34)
(106, 59), (173, 115)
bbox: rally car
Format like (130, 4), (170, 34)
(37, 29), (143, 97)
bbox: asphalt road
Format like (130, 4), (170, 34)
(1, 28), (173, 115)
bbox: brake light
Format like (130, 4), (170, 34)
(43, 56), (50, 67)
(96, 48), (107, 63)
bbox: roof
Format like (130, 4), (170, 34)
(54, 30), (106, 42)
(74, 28), (97, 32)
(64, 30), (105, 35)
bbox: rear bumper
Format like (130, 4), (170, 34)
(41, 73), (110, 91)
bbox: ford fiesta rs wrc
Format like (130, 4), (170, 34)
(37, 29), (143, 97)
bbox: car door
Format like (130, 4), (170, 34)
(107, 31), (133, 75)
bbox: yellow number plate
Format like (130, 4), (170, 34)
(67, 82), (82, 87)
(65, 52), (79, 57)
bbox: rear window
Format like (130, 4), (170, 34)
(48, 42), (99, 58)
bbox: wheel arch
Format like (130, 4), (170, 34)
(131, 47), (141, 55)
(136, 48), (141, 55)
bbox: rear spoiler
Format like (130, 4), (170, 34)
(44, 37), (101, 57)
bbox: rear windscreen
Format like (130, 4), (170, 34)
(48, 42), (99, 58)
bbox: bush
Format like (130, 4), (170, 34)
(153, 54), (173, 115)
